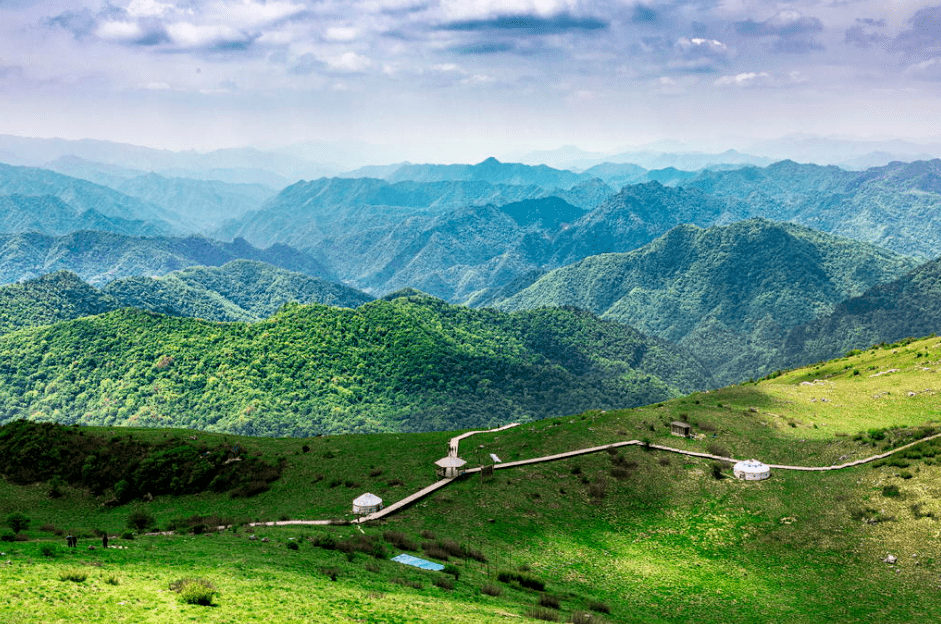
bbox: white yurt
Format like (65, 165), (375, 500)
(434, 456), (467, 479)
(733, 459), (771, 481)
(352, 492), (383, 514)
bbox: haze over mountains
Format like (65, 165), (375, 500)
(1, 134), (941, 433)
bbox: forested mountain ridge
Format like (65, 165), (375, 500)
(782, 256), (941, 366)
(0, 271), (120, 335)
(0, 261), (371, 333)
(496, 219), (918, 385)
(102, 260), (373, 322)
(0, 231), (331, 286)
(0, 296), (713, 436)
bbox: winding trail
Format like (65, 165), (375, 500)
(250, 427), (941, 528)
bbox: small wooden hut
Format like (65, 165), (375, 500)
(670, 421), (692, 438)
(434, 456), (467, 479)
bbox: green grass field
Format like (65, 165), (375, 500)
(3, 338), (941, 623)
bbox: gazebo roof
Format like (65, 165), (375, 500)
(353, 492), (383, 506)
(435, 456), (467, 468)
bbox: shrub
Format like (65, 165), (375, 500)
(422, 545), (450, 561)
(442, 564), (460, 580)
(0, 530), (15, 542)
(433, 576), (454, 590)
(899, 470), (914, 480)
(121, 531), (135, 540)
(571, 611), (597, 624)
(127, 509), (154, 532)
(286, 541), (299, 551)
(104, 574), (120, 586)
(480, 583), (502, 597)
(587, 480), (607, 500)
(498, 570), (545, 591)
(392, 577), (422, 589)
(911, 503), (936, 519)
(39, 544), (56, 558)
(368, 468), (383, 477)
(48, 476), (64, 499)
(5, 512), (30, 534)
(706, 443), (729, 458)
(538, 595), (561, 609)
(171, 578), (217, 606)
(526, 606), (559, 622)
(882, 484), (901, 497)
(383, 530), (418, 551)
(588, 601), (611, 614)
(58, 569), (87, 583)
(710, 461), (726, 480)
(420, 530), (436, 540)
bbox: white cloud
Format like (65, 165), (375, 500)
(95, 20), (145, 42)
(905, 57), (941, 81)
(326, 51), (373, 72)
(325, 26), (360, 42)
(714, 71), (771, 86)
(126, 0), (176, 18)
(166, 22), (246, 48)
(677, 37), (727, 53)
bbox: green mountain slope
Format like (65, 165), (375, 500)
(782, 256), (941, 365)
(0, 295), (714, 436)
(0, 231), (330, 286)
(5, 340), (941, 623)
(497, 219), (917, 384)
(102, 260), (373, 321)
(0, 271), (119, 335)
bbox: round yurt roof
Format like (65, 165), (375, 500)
(353, 492), (382, 506)
(733, 459), (769, 473)
(435, 456), (467, 467)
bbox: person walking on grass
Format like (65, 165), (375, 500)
(66, 532), (74, 548)
(102, 533), (108, 548)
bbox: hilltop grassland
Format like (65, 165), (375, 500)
(2, 338), (941, 623)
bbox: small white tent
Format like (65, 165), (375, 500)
(733, 459), (771, 481)
(352, 492), (383, 514)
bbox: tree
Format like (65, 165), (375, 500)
(127, 508), (155, 532)
(5, 512), (30, 534)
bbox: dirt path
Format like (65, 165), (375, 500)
(254, 428), (941, 527)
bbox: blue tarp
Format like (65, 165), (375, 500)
(391, 553), (445, 571)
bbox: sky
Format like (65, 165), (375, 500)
(1, 0), (941, 162)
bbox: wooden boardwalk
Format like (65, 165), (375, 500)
(253, 428), (941, 527)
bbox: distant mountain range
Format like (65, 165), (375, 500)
(0, 231), (330, 286)
(495, 219), (919, 385)
(682, 159), (941, 258)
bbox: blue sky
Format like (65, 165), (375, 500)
(1, 1), (940, 161)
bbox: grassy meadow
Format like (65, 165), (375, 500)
(3, 337), (941, 622)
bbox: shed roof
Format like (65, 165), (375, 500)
(435, 456), (467, 468)
(352, 492), (383, 506)
(670, 421), (691, 428)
